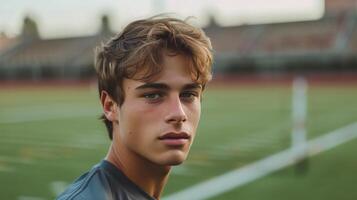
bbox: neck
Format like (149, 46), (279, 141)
(106, 143), (171, 199)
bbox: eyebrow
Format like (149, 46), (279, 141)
(135, 82), (202, 90)
(135, 83), (170, 90)
(182, 83), (202, 90)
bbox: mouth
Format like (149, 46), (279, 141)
(158, 132), (191, 146)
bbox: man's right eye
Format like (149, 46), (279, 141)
(143, 93), (162, 100)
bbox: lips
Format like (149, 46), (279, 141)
(158, 132), (191, 146)
(158, 132), (190, 140)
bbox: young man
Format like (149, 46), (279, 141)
(57, 16), (213, 200)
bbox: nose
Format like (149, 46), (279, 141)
(165, 95), (187, 124)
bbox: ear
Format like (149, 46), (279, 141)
(100, 91), (119, 123)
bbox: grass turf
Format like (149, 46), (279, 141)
(0, 83), (356, 199)
(210, 138), (357, 200)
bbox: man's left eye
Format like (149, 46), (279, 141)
(180, 92), (197, 99)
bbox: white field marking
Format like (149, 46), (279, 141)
(236, 137), (281, 149)
(192, 123), (290, 166)
(185, 156), (214, 167)
(218, 120), (290, 149)
(171, 165), (194, 176)
(209, 123), (289, 159)
(0, 129), (107, 147)
(0, 165), (14, 172)
(0, 103), (98, 115)
(17, 196), (45, 200)
(71, 133), (109, 146)
(0, 155), (34, 164)
(0, 103), (99, 124)
(163, 122), (357, 200)
(0, 110), (97, 124)
(0, 137), (104, 150)
(0, 134), (108, 147)
(50, 181), (68, 196)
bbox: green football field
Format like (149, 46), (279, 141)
(0, 82), (356, 200)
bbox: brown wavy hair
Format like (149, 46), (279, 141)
(94, 15), (213, 140)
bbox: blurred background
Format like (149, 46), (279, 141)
(0, 0), (356, 200)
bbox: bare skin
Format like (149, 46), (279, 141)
(101, 52), (202, 199)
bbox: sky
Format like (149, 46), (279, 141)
(0, 0), (324, 39)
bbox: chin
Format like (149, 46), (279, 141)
(166, 159), (185, 166)
(157, 151), (188, 166)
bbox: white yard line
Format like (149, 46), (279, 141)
(0, 110), (96, 124)
(171, 165), (194, 176)
(0, 138), (101, 150)
(0, 155), (34, 164)
(163, 122), (357, 200)
(50, 181), (68, 196)
(0, 165), (14, 172)
(0, 103), (99, 124)
(17, 196), (45, 200)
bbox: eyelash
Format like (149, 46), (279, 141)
(180, 91), (198, 99)
(143, 92), (163, 100)
(142, 91), (198, 103)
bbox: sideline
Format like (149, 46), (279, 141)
(163, 122), (357, 200)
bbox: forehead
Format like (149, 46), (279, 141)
(124, 53), (199, 90)
(135, 52), (195, 79)
(159, 53), (192, 78)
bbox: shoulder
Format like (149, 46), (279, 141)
(56, 164), (113, 200)
(56, 161), (155, 200)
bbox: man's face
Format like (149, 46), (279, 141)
(114, 53), (202, 166)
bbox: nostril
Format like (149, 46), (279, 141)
(164, 97), (188, 124)
(166, 114), (187, 124)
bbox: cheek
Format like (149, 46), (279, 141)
(186, 101), (201, 128)
(119, 102), (162, 139)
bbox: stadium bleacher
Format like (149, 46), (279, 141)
(1, 0), (357, 80)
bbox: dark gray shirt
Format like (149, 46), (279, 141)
(57, 160), (155, 200)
